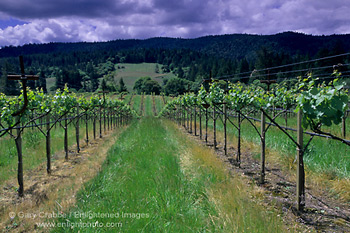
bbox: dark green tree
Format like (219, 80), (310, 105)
(133, 77), (149, 94)
(38, 70), (48, 93)
(0, 62), (20, 95)
(143, 79), (161, 95)
(119, 78), (128, 93)
(163, 77), (188, 96)
(177, 67), (185, 79)
(100, 78), (108, 91)
(133, 77), (161, 94)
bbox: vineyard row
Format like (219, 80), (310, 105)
(0, 87), (137, 197)
(159, 76), (349, 211)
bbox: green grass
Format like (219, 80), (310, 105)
(131, 95), (141, 116)
(155, 96), (164, 115)
(51, 117), (289, 232)
(114, 63), (176, 92)
(52, 118), (217, 232)
(199, 112), (350, 178)
(144, 95), (153, 117)
(165, 120), (291, 232)
(46, 63), (176, 94)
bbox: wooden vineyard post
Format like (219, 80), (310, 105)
(179, 106), (181, 126)
(180, 105), (183, 127)
(15, 116), (24, 197)
(199, 108), (202, 139)
(177, 105), (180, 125)
(76, 106), (80, 153)
(104, 107), (106, 133)
(183, 106), (186, 128)
(260, 111), (266, 184)
(285, 110), (288, 127)
(259, 79), (275, 184)
(184, 107), (187, 129)
(190, 106), (193, 134)
(119, 113), (122, 127)
(342, 116), (346, 138)
(213, 106), (217, 149)
(93, 112), (96, 139)
(184, 106), (186, 129)
(7, 56), (38, 196)
(107, 111), (110, 131)
(117, 113), (120, 127)
(177, 107), (180, 125)
(194, 106), (197, 136)
(85, 112), (89, 144)
(99, 105), (102, 138)
(237, 113), (241, 166)
(7, 56), (39, 116)
(115, 113), (118, 128)
(64, 117), (68, 160)
(205, 107), (208, 143)
(112, 112), (115, 129)
(46, 114), (51, 174)
(224, 104), (227, 155)
(109, 112), (112, 129)
(116, 112), (118, 128)
(187, 107), (189, 131)
(296, 110), (305, 211)
(184, 107), (187, 130)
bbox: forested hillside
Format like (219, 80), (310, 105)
(1, 32), (349, 96)
(2, 32), (350, 59)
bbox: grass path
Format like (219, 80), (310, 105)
(52, 117), (291, 232)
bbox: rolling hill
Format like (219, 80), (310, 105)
(1, 32), (350, 60)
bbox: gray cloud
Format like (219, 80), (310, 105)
(0, 0), (350, 46)
(0, 0), (143, 19)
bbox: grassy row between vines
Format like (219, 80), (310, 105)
(184, 112), (350, 201)
(131, 95), (141, 115)
(144, 95), (153, 117)
(51, 117), (293, 232)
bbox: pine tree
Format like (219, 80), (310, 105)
(100, 78), (108, 91)
(119, 78), (128, 93)
(38, 70), (47, 93)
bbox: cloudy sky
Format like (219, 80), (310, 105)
(0, 0), (349, 47)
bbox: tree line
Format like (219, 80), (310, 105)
(1, 32), (349, 96)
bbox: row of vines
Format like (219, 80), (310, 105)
(0, 86), (138, 197)
(159, 74), (349, 211)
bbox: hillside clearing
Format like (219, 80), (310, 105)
(114, 63), (177, 91)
